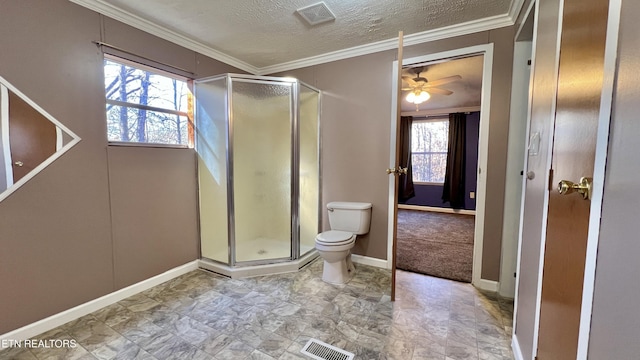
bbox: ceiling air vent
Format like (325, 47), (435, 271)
(296, 2), (336, 26)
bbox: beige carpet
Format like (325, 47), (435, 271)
(396, 209), (475, 282)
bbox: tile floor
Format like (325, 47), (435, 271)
(0, 259), (514, 360)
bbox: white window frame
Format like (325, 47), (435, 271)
(411, 117), (449, 185)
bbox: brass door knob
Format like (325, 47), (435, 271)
(386, 167), (408, 175)
(558, 177), (592, 200)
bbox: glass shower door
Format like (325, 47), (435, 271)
(231, 79), (293, 263)
(299, 84), (320, 256)
(195, 76), (229, 264)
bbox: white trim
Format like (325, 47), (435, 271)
(0, 260), (199, 342)
(69, 1), (526, 76)
(576, 0), (622, 358)
(351, 254), (388, 269)
(68, 0), (259, 74)
(388, 43), (494, 291)
(0, 85), (12, 188)
(500, 39), (532, 299)
(509, 0), (528, 23)
(398, 204), (475, 216)
(476, 279), (499, 292)
(512, 0), (539, 354)
(473, 45), (493, 289)
(515, 0), (536, 41)
(512, 335), (525, 360)
(0, 76), (82, 203)
(55, 127), (63, 152)
(532, 0), (565, 356)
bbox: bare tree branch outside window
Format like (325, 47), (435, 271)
(103, 58), (192, 146)
(411, 120), (449, 183)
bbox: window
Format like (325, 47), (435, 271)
(104, 57), (193, 146)
(411, 119), (449, 183)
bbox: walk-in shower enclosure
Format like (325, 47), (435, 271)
(195, 74), (320, 275)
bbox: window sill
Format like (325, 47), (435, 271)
(107, 141), (190, 149)
(413, 181), (445, 186)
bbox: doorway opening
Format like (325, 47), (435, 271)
(395, 54), (483, 282)
(388, 44), (494, 289)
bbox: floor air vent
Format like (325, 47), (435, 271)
(301, 339), (354, 360)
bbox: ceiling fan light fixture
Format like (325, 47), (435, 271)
(406, 90), (430, 104)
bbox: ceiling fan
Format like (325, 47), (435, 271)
(401, 67), (462, 106)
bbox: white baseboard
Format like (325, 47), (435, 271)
(0, 260), (199, 342)
(475, 278), (500, 292)
(398, 204), (476, 215)
(512, 334), (524, 360)
(351, 254), (389, 269)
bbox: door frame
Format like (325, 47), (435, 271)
(388, 43), (494, 289)
(510, 1), (538, 358)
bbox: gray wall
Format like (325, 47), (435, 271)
(588, 0), (640, 357)
(0, 0), (239, 334)
(276, 28), (515, 279)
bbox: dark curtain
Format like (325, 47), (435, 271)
(398, 116), (415, 202)
(442, 113), (467, 209)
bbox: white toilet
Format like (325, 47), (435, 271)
(315, 201), (372, 284)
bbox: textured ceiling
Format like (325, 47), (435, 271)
(89, 0), (514, 70)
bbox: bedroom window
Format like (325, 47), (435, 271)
(103, 56), (193, 146)
(411, 119), (449, 184)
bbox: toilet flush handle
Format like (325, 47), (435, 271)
(328, 208), (334, 212)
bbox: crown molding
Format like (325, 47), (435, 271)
(68, 0), (259, 74)
(257, 13), (516, 75)
(509, 0), (527, 21)
(69, 0), (525, 76)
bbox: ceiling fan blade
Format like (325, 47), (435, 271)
(401, 88), (413, 91)
(426, 87), (454, 96)
(402, 76), (418, 87)
(425, 75), (462, 87)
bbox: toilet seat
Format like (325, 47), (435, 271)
(315, 230), (355, 246)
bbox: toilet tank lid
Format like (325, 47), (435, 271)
(327, 202), (372, 210)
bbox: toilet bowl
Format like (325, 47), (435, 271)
(315, 202), (372, 284)
(315, 230), (356, 284)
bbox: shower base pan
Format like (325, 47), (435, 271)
(199, 250), (319, 279)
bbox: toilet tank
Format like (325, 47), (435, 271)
(327, 202), (372, 235)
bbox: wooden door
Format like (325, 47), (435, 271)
(536, 0), (609, 358)
(390, 33), (404, 301)
(8, 90), (56, 183)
